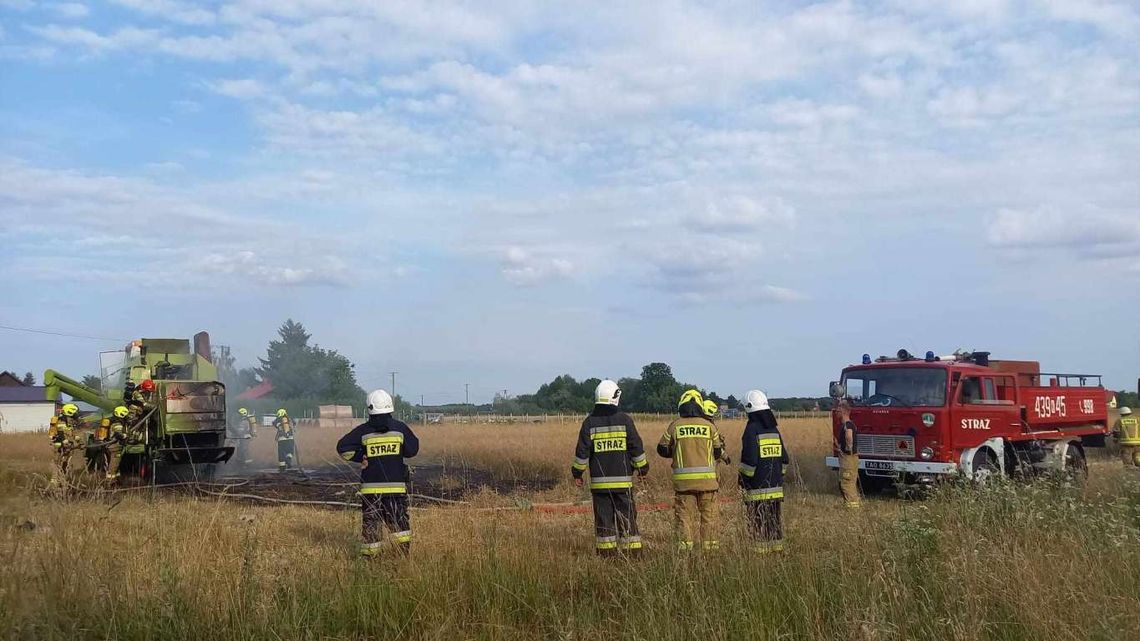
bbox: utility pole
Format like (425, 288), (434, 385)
(390, 371), (398, 400)
(421, 394), (426, 427)
(465, 383), (470, 406)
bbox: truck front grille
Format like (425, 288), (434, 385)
(857, 434), (915, 459)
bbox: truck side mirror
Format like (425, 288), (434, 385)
(829, 381), (846, 399)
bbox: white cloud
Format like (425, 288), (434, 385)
(858, 72), (904, 99)
(499, 246), (575, 286)
(209, 78), (267, 100)
(986, 207), (1140, 258)
(686, 195), (795, 234)
(50, 3), (89, 19)
(0, 157), (361, 289)
(1037, 0), (1140, 38)
(109, 0), (215, 26)
(927, 86), (1023, 127)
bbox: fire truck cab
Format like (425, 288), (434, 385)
(825, 350), (1110, 489)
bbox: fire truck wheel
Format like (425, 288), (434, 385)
(971, 451), (1001, 485)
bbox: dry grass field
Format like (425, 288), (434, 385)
(2, 417), (1139, 641)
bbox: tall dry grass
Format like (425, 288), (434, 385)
(2, 419), (1139, 640)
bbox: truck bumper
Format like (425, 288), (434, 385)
(824, 457), (958, 475)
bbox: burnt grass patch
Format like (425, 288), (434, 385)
(213, 462), (560, 506)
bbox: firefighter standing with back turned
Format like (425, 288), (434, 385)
(738, 390), (789, 554)
(835, 401), (861, 507)
(336, 390), (420, 556)
(1113, 407), (1139, 468)
(273, 409), (296, 472)
(659, 389), (725, 551)
(571, 380), (648, 556)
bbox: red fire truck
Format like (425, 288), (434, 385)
(825, 350), (1111, 490)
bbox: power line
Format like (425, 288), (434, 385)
(0, 323), (128, 343)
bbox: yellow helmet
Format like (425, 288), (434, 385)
(238, 408), (249, 417)
(61, 403), (79, 417)
(702, 399), (719, 418)
(113, 406), (130, 419)
(678, 389), (703, 408)
(276, 408), (287, 418)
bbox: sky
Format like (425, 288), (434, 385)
(1, 0), (1138, 404)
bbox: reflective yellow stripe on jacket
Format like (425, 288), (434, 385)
(589, 475), (633, 490)
(360, 482), (407, 495)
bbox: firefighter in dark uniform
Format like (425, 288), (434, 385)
(336, 390), (420, 556)
(273, 409), (296, 471)
(104, 405), (130, 481)
(571, 379), (648, 556)
(738, 389), (790, 554)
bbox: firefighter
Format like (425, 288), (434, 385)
(126, 379), (157, 423)
(836, 401), (861, 508)
(1113, 407), (1140, 468)
(336, 390), (420, 556)
(234, 408), (258, 465)
(738, 390), (789, 554)
(273, 409), (296, 472)
(658, 389), (724, 551)
(571, 379), (648, 556)
(48, 403), (82, 486)
(104, 406), (130, 481)
(704, 399), (731, 465)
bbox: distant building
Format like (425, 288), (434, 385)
(0, 385), (54, 433)
(0, 371), (27, 387)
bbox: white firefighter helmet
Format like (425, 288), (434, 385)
(744, 389), (770, 412)
(1122, 407), (1133, 416)
(367, 389), (394, 415)
(595, 379), (621, 406)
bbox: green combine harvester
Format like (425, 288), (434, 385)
(44, 331), (233, 481)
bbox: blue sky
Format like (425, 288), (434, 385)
(1, 0), (1138, 403)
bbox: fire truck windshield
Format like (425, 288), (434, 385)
(842, 367), (947, 408)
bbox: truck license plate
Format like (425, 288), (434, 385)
(864, 461), (896, 472)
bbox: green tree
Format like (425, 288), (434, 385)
(80, 375), (102, 392)
(22, 372), (35, 386)
(620, 362), (683, 412)
(255, 319), (366, 409)
(235, 368), (260, 394)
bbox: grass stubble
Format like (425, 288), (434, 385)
(1, 418), (1138, 641)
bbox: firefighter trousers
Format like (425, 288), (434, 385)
(745, 499), (784, 553)
(235, 438), (252, 465)
(50, 448), (73, 488)
(592, 490), (641, 555)
(361, 494), (412, 556)
(674, 490), (719, 550)
(1121, 445), (1140, 468)
(839, 453), (861, 507)
(105, 443), (124, 480)
(276, 439), (295, 470)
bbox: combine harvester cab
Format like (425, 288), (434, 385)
(825, 349), (1110, 492)
(45, 331), (233, 482)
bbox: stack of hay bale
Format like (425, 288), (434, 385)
(318, 405), (357, 430)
